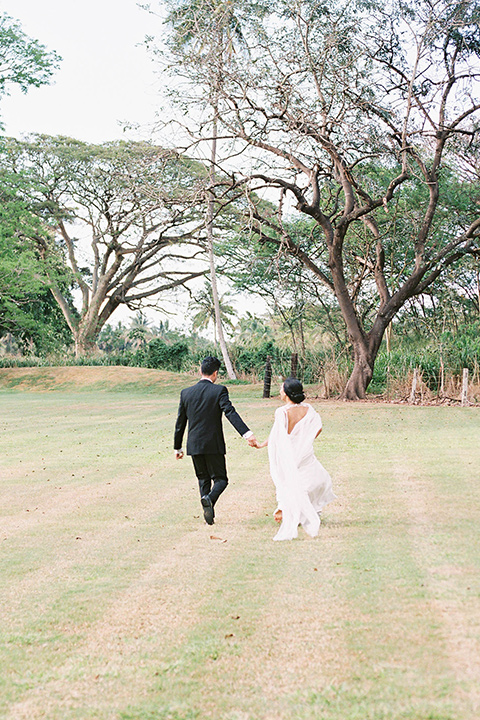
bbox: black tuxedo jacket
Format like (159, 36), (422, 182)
(174, 379), (249, 455)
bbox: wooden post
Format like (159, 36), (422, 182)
(263, 355), (272, 399)
(323, 368), (329, 400)
(461, 368), (469, 406)
(409, 368), (418, 404)
(436, 358), (445, 403)
(290, 352), (298, 378)
(476, 265), (480, 315)
(385, 322), (392, 354)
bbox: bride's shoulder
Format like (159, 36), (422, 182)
(305, 402), (320, 417)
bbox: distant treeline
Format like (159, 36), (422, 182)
(2, 321), (480, 398)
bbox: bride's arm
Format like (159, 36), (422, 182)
(256, 407), (285, 448)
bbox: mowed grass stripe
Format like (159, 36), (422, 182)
(1, 386), (479, 719)
(332, 474), (455, 720)
(323, 406), (479, 720)
(3, 488), (285, 717)
(0, 391), (190, 715)
(274, 405), (475, 720)
(1, 391), (275, 718)
(390, 414), (480, 718)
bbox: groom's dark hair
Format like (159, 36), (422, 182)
(201, 356), (221, 376)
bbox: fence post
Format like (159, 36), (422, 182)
(263, 355), (272, 399)
(436, 358), (445, 403)
(290, 352), (298, 378)
(461, 368), (469, 406)
(409, 367), (419, 404)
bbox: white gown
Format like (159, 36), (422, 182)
(268, 403), (336, 541)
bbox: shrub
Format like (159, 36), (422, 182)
(142, 339), (190, 371)
(442, 321), (480, 375)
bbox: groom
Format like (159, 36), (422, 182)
(174, 356), (257, 525)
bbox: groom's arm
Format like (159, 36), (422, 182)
(218, 386), (257, 445)
(173, 392), (187, 456)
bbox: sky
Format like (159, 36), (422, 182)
(0, 0), (162, 142)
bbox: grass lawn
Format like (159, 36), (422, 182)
(1, 368), (479, 720)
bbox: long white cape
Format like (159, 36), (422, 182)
(267, 403), (336, 541)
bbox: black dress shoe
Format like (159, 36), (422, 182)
(201, 495), (214, 525)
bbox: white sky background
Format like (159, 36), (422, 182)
(0, 0), (161, 143)
(0, 0), (267, 333)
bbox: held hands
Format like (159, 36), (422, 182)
(246, 436), (268, 449)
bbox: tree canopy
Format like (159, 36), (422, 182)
(0, 13), (60, 112)
(0, 14), (62, 349)
(155, 0), (480, 397)
(1, 136), (209, 354)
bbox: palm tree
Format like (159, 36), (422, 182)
(234, 312), (274, 346)
(189, 282), (236, 344)
(127, 312), (151, 349)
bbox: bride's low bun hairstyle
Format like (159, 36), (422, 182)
(283, 377), (305, 404)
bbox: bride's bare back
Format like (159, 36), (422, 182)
(285, 404), (308, 434)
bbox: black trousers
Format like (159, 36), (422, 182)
(191, 454), (228, 506)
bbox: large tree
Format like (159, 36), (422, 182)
(0, 164), (71, 350)
(159, 0), (480, 398)
(1, 135), (207, 355)
(0, 13), (62, 347)
(158, 0), (258, 378)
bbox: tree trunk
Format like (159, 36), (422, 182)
(207, 92), (236, 379)
(73, 317), (102, 357)
(327, 242), (378, 400)
(263, 355), (272, 398)
(341, 339), (375, 400)
(290, 353), (298, 378)
(74, 333), (98, 357)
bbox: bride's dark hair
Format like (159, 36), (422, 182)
(283, 377), (305, 404)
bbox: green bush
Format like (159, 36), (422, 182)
(229, 341), (331, 383)
(442, 321), (480, 375)
(371, 348), (442, 392)
(136, 339), (190, 371)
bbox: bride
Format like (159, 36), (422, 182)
(256, 377), (336, 541)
